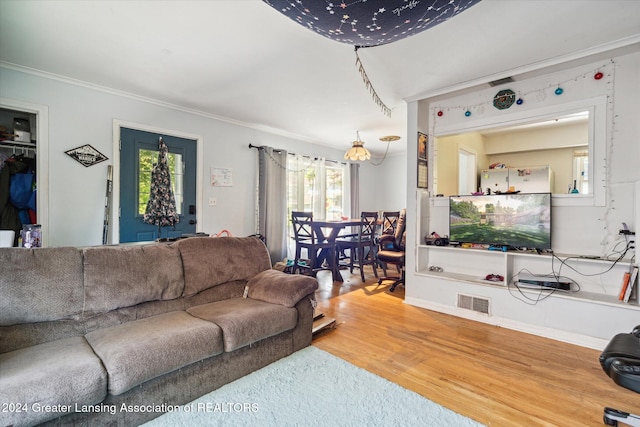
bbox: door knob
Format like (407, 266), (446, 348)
(189, 219), (196, 225)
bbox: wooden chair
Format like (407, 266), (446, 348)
(335, 212), (379, 282)
(381, 211), (400, 236)
(291, 211), (335, 276)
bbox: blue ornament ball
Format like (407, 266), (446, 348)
(555, 87), (563, 95)
(464, 111), (471, 117)
(516, 98), (523, 105)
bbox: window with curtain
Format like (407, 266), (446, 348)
(286, 155), (352, 257)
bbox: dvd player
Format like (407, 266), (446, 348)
(517, 273), (571, 291)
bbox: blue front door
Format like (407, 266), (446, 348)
(119, 128), (197, 242)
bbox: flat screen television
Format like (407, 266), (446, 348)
(449, 193), (551, 250)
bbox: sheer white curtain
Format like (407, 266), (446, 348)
(257, 146), (287, 264)
(312, 157), (327, 219)
(284, 154), (360, 256)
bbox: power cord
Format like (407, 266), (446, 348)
(551, 238), (634, 279)
(510, 238), (635, 305)
(508, 268), (579, 305)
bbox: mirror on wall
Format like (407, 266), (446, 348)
(433, 111), (590, 197)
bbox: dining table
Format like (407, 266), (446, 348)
(309, 218), (363, 282)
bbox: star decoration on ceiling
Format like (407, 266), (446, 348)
(264, 0), (481, 47)
(263, 0), (481, 117)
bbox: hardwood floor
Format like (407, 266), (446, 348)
(311, 267), (640, 426)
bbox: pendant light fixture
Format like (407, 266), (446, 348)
(344, 132), (401, 164)
(344, 131), (371, 161)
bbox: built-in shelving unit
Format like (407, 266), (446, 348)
(0, 140), (36, 154)
(0, 109), (37, 155)
(416, 245), (638, 309)
(406, 51), (640, 348)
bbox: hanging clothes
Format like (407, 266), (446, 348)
(0, 155), (30, 245)
(143, 137), (179, 237)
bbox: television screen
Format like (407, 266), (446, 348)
(449, 193), (551, 250)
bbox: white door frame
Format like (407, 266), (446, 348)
(458, 148), (477, 195)
(111, 120), (203, 244)
(0, 97), (50, 246)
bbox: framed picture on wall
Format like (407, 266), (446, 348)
(417, 159), (428, 189)
(418, 132), (428, 160)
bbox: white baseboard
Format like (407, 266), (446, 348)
(404, 296), (609, 350)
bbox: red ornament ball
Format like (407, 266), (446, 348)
(594, 72), (603, 80)
(437, 111), (443, 117)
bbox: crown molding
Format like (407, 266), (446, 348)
(405, 35), (640, 103)
(0, 61), (323, 146)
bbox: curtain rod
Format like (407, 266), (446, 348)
(248, 143), (345, 165)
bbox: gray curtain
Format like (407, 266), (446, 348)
(258, 146), (288, 264)
(350, 162), (360, 218)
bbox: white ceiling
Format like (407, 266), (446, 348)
(1, 0), (639, 156)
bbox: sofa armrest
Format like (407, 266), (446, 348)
(246, 269), (318, 307)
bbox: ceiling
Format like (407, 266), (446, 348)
(1, 0), (639, 156)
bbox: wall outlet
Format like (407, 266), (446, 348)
(208, 197), (217, 206)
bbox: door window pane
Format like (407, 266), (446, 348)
(138, 149), (183, 215)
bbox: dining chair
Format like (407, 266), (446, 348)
(335, 211), (379, 282)
(291, 211), (335, 276)
(381, 211), (400, 236)
(378, 211), (400, 275)
(376, 209), (406, 291)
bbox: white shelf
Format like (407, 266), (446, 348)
(415, 270), (507, 287)
(416, 244), (638, 309)
(0, 140), (36, 147)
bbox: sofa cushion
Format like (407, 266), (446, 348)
(187, 297), (297, 352)
(175, 237), (272, 296)
(0, 247), (84, 325)
(85, 310), (223, 396)
(247, 269), (318, 307)
(0, 336), (107, 427)
(83, 244), (185, 314)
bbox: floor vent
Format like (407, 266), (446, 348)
(457, 294), (490, 315)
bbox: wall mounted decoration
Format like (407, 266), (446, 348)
(418, 132), (428, 189)
(493, 89), (516, 110)
(418, 132), (428, 160)
(211, 167), (233, 187)
(417, 160), (428, 189)
(431, 60), (613, 123)
(65, 144), (108, 167)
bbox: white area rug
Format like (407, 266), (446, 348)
(143, 346), (483, 426)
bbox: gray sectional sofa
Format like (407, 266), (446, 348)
(0, 236), (318, 427)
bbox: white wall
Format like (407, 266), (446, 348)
(0, 66), (364, 247)
(359, 152), (408, 213)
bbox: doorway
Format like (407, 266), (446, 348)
(113, 122), (203, 244)
(0, 98), (49, 246)
(458, 149), (477, 195)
